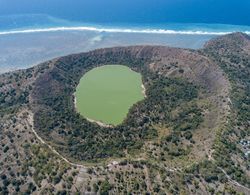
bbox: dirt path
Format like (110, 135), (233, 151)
(218, 167), (250, 192)
(28, 111), (86, 168)
(28, 109), (250, 192)
(207, 152), (250, 192)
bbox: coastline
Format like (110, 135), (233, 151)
(2, 21), (250, 75)
(141, 84), (146, 98)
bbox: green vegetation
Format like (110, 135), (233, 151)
(21, 144), (70, 187)
(1, 33), (250, 194)
(0, 72), (30, 116)
(75, 65), (144, 125)
(203, 33), (250, 188)
(99, 180), (112, 195)
(32, 54), (203, 162)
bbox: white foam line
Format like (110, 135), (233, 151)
(0, 26), (249, 36)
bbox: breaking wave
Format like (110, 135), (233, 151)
(0, 26), (249, 36)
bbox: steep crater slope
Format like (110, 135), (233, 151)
(1, 33), (250, 194)
(30, 45), (230, 163)
(201, 33), (250, 187)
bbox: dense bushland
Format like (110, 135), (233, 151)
(32, 52), (203, 161)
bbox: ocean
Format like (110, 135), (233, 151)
(0, 0), (249, 73)
(0, 14), (250, 36)
(1, 0), (250, 27)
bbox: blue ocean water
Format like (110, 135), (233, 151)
(1, 0), (250, 25)
(0, 0), (249, 34)
(1, 0), (249, 73)
(0, 14), (250, 36)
